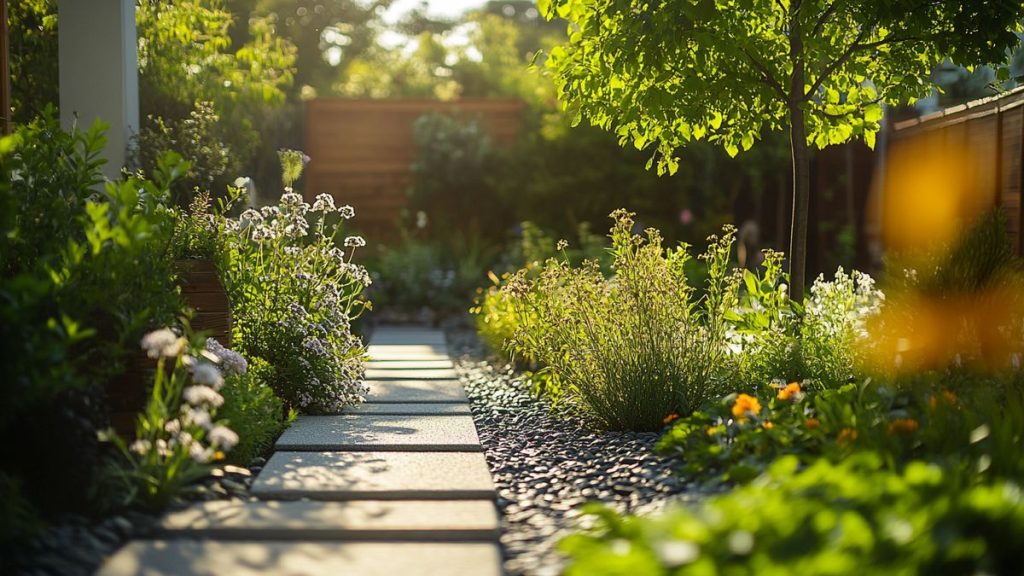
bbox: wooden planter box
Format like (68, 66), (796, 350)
(175, 258), (232, 348)
(105, 259), (233, 435)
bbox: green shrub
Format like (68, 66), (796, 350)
(561, 455), (1024, 576)
(219, 358), (293, 465)
(0, 115), (185, 524)
(506, 210), (739, 431)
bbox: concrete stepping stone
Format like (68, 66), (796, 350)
(157, 499), (499, 541)
(369, 328), (446, 346)
(365, 379), (467, 404)
(97, 540), (501, 576)
(365, 368), (459, 380)
(366, 359), (454, 370)
(275, 415), (481, 452)
(347, 402), (470, 415)
(366, 344), (450, 361)
(251, 451), (495, 500)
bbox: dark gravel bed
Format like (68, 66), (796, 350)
(6, 460), (262, 576)
(447, 330), (706, 576)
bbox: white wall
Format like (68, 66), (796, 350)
(58, 0), (138, 180)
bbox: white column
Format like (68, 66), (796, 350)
(58, 0), (138, 180)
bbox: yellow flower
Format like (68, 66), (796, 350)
(706, 425), (724, 437)
(731, 394), (762, 421)
(762, 421), (774, 430)
(777, 382), (802, 401)
(887, 418), (919, 436)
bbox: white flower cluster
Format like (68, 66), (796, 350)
(805, 267), (885, 340)
(132, 329), (239, 463)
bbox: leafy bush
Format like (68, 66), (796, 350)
(132, 101), (234, 205)
(222, 189), (370, 413)
(505, 211), (738, 431)
(0, 115), (184, 526)
(219, 357), (293, 465)
(101, 329), (238, 509)
(561, 455), (1024, 576)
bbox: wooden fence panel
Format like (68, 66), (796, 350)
(303, 99), (525, 242)
(889, 87), (1024, 254)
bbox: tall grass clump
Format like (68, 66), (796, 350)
(506, 210), (738, 431)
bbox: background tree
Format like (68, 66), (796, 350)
(539, 0), (1024, 300)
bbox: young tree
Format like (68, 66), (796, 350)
(539, 0), (1023, 301)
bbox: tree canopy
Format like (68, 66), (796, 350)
(540, 0), (1024, 299)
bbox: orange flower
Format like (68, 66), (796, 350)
(762, 421), (774, 430)
(777, 382), (802, 401)
(731, 394), (762, 421)
(888, 418), (920, 436)
(663, 412), (680, 425)
(928, 390), (958, 410)
(837, 427), (858, 447)
(805, 418), (820, 429)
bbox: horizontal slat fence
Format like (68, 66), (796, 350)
(304, 99), (525, 243)
(890, 86), (1024, 253)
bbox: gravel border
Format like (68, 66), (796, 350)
(448, 329), (707, 576)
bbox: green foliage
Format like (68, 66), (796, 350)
(133, 102), (234, 205)
(100, 331), (237, 510)
(561, 455), (1024, 575)
(370, 234), (495, 318)
(506, 211), (739, 430)
(7, 0), (58, 124)
(218, 358), (292, 465)
(136, 0), (297, 195)
(409, 112), (510, 248)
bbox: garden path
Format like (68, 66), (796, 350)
(96, 326), (502, 576)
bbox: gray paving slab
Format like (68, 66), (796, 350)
(157, 499), (499, 541)
(369, 328), (446, 346)
(96, 540), (502, 576)
(365, 379), (467, 403)
(275, 414), (481, 451)
(365, 368), (460, 380)
(366, 359), (455, 370)
(251, 451), (495, 500)
(367, 344), (450, 360)
(346, 402), (470, 415)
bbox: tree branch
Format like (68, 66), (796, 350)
(741, 47), (789, 101)
(811, 2), (838, 37)
(803, 25), (871, 100)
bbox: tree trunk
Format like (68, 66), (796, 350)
(789, 104), (810, 302)
(787, 4), (809, 302)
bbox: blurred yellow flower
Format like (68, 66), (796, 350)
(805, 418), (820, 429)
(777, 382), (802, 401)
(837, 427), (858, 447)
(731, 394), (762, 421)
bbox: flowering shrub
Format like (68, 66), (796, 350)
(221, 190), (370, 412)
(505, 210), (739, 431)
(102, 329), (238, 509)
